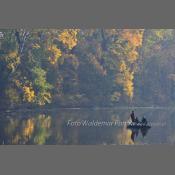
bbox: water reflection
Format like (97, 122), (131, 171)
(129, 127), (150, 142)
(0, 108), (171, 145)
(0, 114), (51, 144)
(117, 122), (151, 145)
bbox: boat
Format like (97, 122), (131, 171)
(127, 122), (151, 129)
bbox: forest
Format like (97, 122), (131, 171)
(0, 29), (175, 109)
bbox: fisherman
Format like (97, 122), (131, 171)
(135, 117), (140, 124)
(130, 111), (136, 122)
(141, 117), (148, 125)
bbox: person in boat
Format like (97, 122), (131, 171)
(135, 117), (140, 124)
(141, 117), (148, 125)
(130, 111), (136, 122)
(140, 128), (149, 137)
(130, 128), (139, 142)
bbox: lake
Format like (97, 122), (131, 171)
(0, 107), (173, 145)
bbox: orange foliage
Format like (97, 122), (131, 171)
(122, 29), (144, 47)
(115, 29), (144, 99)
(118, 127), (134, 145)
(58, 29), (79, 50)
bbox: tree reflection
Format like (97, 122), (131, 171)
(33, 115), (51, 145)
(117, 117), (151, 145)
(117, 127), (134, 145)
(3, 114), (52, 144)
(0, 108), (170, 145)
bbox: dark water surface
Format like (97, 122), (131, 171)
(0, 108), (173, 145)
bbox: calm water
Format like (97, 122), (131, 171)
(0, 108), (173, 145)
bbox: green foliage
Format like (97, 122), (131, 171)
(32, 67), (53, 105)
(34, 115), (51, 145)
(143, 29), (174, 57)
(5, 88), (21, 106)
(1, 29), (175, 108)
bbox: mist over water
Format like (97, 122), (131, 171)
(0, 107), (173, 145)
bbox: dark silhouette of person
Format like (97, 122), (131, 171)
(130, 111), (136, 122)
(131, 129), (139, 142)
(140, 128), (149, 137)
(130, 127), (149, 142)
(135, 117), (140, 124)
(131, 131), (135, 142)
(141, 117), (148, 126)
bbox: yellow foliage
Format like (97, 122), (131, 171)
(123, 71), (134, 99)
(23, 85), (35, 102)
(38, 92), (52, 106)
(128, 50), (138, 63)
(122, 29), (144, 47)
(6, 51), (20, 71)
(114, 29), (144, 99)
(124, 79), (134, 99)
(48, 44), (62, 64)
(116, 73), (124, 85)
(12, 134), (21, 144)
(58, 29), (79, 49)
(125, 70), (134, 81)
(116, 67), (134, 99)
(8, 51), (18, 58)
(32, 43), (40, 49)
(121, 29), (144, 63)
(119, 60), (127, 72)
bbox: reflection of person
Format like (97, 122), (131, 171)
(140, 128), (148, 137)
(131, 131), (135, 141)
(131, 127), (149, 142)
(130, 111), (135, 122)
(135, 117), (139, 124)
(131, 129), (139, 142)
(141, 117), (148, 125)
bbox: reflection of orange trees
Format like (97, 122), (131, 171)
(53, 117), (63, 144)
(4, 118), (21, 144)
(22, 118), (35, 139)
(5, 118), (19, 136)
(11, 118), (35, 144)
(117, 127), (134, 145)
(34, 115), (52, 145)
(38, 115), (51, 128)
(4, 115), (52, 145)
(12, 134), (21, 144)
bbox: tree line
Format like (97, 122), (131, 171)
(0, 29), (175, 109)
